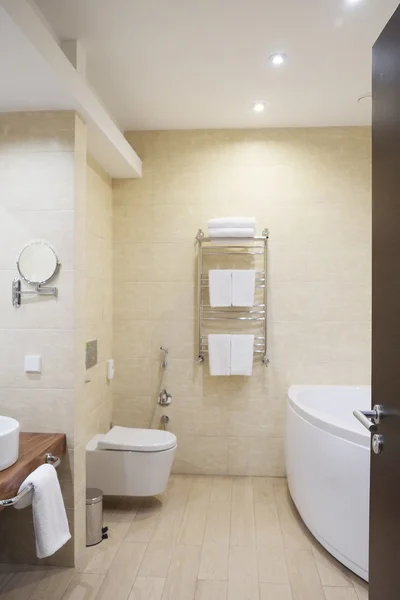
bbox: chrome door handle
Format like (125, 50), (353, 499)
(353, 405), (384, 432)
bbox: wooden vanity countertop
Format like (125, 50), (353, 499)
(0, 432), (67, 501)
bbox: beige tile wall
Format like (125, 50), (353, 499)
(69, 155), (114, 566)
(0, 111), (87, 566)
(84, 155), (113, 441)
(112, 127), (372, 476)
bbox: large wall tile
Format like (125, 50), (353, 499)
(151, 243), (195, 282)
(113, 396), (154, 428)
(0, 388), (75, 442)
(0, 329), (75, 389)
(172, 436), (228, 474)
(114, 282), (152, 320)
(113, 359), (152, 396)
(270, 320), (371, 365)
(114, 320), (152, 359)
(113, 175), (153, 206)
(113, 242), (153, 282)
(228, 436), (285, 477)
(0, 152), (75, 210)
(113, 205), (152, 241)
(152, 205), (208, 242)
(150, 282), (195, 320)
(0, 111), (75, 153)
(226, 397), (286, 438)
(269, 281), (371, 323)
(268, 240), (371, 284)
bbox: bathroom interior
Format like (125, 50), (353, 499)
(1, 0), (400, 599)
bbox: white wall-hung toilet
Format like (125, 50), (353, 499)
(86, 426), (177, 497)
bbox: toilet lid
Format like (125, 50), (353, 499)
(98, 426), (177, 452)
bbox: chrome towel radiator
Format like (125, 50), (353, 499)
(0, 453), (61, 508)
(196, 228), (269, 366)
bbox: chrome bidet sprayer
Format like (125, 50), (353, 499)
(158, 347), (172, 406)
(160, 346), (168, 370)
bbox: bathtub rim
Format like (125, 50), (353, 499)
(288, 384), (370, 448)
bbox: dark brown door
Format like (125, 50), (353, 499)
(370, 5), (400, 599)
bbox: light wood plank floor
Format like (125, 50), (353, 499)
(0, 476), (369, 600)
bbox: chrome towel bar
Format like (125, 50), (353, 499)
(0, 453), (61, 508)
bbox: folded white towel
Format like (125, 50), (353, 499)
(208, 227), (255, 238)
(231, 334), (255, 376)
(208, 334), (231, 376)
(232, 270), (256, 307)
(209, 270), (232, 307)
(15, 464), (71, 559)
(208, 217), (256, 229)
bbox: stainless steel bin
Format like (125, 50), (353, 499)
(86, 488), (104, 546)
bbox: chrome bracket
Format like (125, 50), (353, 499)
(158, 389), (172, 406)
(12, 278), (58, 308)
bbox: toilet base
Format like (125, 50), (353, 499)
(86, 435), (176, 497)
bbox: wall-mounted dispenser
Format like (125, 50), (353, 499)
(12, 241), (61, 307)
(106, 359), (115, 380)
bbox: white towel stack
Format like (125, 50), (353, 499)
(208, 269), (256, 307)
(208, 334), (254, 376)
(208, 217), (256, 238)
(15, 464), (71, 559)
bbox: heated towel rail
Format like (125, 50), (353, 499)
(196, 228), (269, 366)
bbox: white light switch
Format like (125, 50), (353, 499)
(24, 355), (42, 373)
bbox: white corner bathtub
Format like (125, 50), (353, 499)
(286, 385), (371, 581)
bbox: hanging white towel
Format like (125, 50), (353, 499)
(208, 217), (256, 229)
(232, 270), (256, 307)
(208, 227), (255, 238)
(231, 334), (255, 376)
(209, 270), (232, 307)
(14, 464), (71, 559)
(208, 334), (231, 376)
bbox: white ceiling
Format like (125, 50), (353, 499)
(0, 6), (70, 113)
(33, 0), (398, 130)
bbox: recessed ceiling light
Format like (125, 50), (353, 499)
(347, 0), (363, 4)
(269, 53), (287, 66)
(253, 103), (265, 113)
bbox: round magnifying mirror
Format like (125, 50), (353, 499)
(17, 241), (60, 286)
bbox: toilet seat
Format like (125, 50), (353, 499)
(97, 426), (177, 453)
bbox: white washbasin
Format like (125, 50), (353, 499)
(0, 417), (19, 471)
